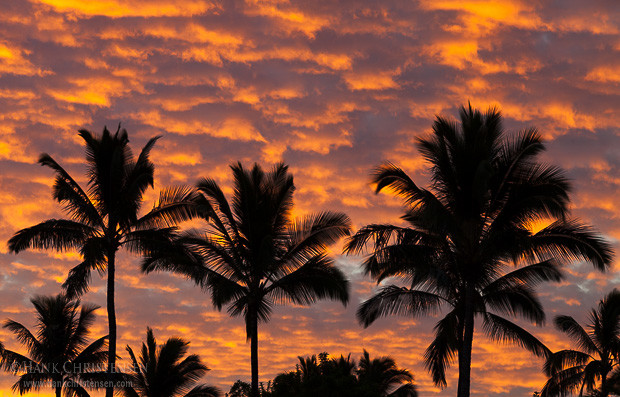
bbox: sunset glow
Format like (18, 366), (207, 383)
(0, 1), (618, 396)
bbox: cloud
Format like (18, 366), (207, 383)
(0, 0), (618, 395)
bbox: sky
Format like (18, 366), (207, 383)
(0, 0), (619, 395)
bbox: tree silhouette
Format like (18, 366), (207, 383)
(122, 328), (220, 397)
(357, 350), (417, 396)
(0, 294), (108, 397)
(608, 368), (620, 395)
(7, 127), (198, 397)
(143, 162), (351, 397)
(292, 352), (357, 396)
(541, 289), (620, 397)
(344, 105), (614, 397)
(264, 351), (416, 397)
(226, 380), (251, 397)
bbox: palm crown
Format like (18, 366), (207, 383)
(0, 294), (108, 397)
(143, 162), (351, 397)
(357, 350), (417, 396)
(541, 289), (620, 397)
(123, 328), (220, 397)
(345, 105), (613, 397)
(7, 126), (198, 397)
(267, 351), (416, 397)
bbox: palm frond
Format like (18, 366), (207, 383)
(125, 328), (218, 397)
(195, 178), (242, 246)
(526, 220), (613, 271)
(372, 163), (424, 204)
(554, 315), (600, 355)
(12, 371), (50, 394)
(423, 310), (459, 388)
(482, 260), (563, 292)
(483, 285), (546, 325)
(121, 136), (160, 217)
(543, 349), (592, 377)
(490, 127), (546, 209)
(482, 313), (551, 358)
(266, 254), (349, 306)
(184, 384), (221, 397)
(123, 227), (177, 256)
(390, 383), (418, 397)
(361, 244), (444, 286)
(136, 185), (203, 229)
(62, 380), (92, 397)
(344, 224), (430, 254)
(0, 349), (37, 373)
(72, 337), (108, 369)
(280, 211), (351, 271)
(8, 220), (96, 253)
(39, 153), (103, 228)
(357, 286), (444, 328)
(62, 259), (105, 299)
(66, 303), (100, 357)
(489, 163), (570, 231)
(2, 321), (41, 358)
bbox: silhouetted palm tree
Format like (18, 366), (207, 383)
(541, 289), (620, 397)
(226, 380), (251, 397)
(357, 350), (417, 397)
(0, 294), (108, 397)
(7, 127), (198, 397)
(265, 351), (416, 397)
(123, 328), (220, 397)
(143, 162), (351, 397)
(297, 355), (320, 382)
(344, 105), (613, 397)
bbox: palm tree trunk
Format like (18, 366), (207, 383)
(601, 371), (609, 397)
(457, 288), (475, 397)
(106, 247), (117, 397)
(250, 311), (259, 397)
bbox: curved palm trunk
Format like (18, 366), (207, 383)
(106, 247), (117, 397)
(457, 289), (475, 397)
(250, 311), (259, 397)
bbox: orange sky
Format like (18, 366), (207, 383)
(0, 0), (619, 395)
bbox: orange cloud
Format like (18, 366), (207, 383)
(34, 0), (211, 18)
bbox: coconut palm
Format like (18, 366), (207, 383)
(264, 351), (416, 397)
(344, 105), (613, 397)
(0, 294), (108, 397)
(541, 289), (620, 397)
(123, 328), (220, 397)
(143, 162), (351, 397)
(7, 126), (199, 397)
(357, 350), (417, 397)
(227, 380), (251, 397)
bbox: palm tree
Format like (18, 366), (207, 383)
(357, 350), (417, 397)
(227, 380), (251, 397)
(265, 351), (416, 397)
(541, 289), (620, 397)
(123, 328), (220, 397)
(344, 105), (613, 397)
(7, 126), (199, 397)
(285, 353), (358, 397)
(0, 294), (108, 397)
(143, 162), (351, 397)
